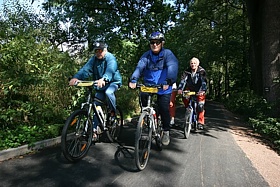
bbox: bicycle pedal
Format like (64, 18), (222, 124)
(140, 136), (150, 141)
(155, 134), (161, 139)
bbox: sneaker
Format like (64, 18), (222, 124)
(92, 129), (98, 141)
(162, 131), (170, 145)
(170, 117), (175, 125)
(198, 123), (204, 130)
(169, 117), (175, 128)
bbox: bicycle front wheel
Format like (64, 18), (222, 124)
(61, 110), (93, 162)
(184, 108), (192, 139)
(135, 112), (152, 171)
(106, 106), (124, 142)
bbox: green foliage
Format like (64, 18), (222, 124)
(224, 89), (271, 118)
(224, 90), (279, 151)
(249, 118), (280, 150)
(168, 0), (250, 99)
(116, 85), (141, 118)
(0, 2), (77, 150)
(0, 124), (64, 150)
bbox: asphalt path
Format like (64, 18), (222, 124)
(0, 100), (269, 187)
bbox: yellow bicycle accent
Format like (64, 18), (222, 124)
(76, 81), (94, 87)
(140, 86), (158, 93)
(182, 91), (196, 98)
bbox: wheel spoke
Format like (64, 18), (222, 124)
(135, 112), (152, 170)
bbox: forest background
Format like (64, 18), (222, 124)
(0, 0), (279, 152)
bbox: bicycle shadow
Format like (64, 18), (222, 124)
(113, 120), (139, 172)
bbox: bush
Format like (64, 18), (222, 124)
(224, 89), (280, 151)
(0, 124), (64, 150)
(224, 89), (272, 119)
(249, 117), (280, 150)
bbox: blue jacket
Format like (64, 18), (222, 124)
(130, 48), (178, 94)
(73, 52), (122, 90)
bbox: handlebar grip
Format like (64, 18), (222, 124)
(182, 91), (196, 96)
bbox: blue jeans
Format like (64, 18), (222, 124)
(140, 92), (171, 131)
(93, 83), (118, 129)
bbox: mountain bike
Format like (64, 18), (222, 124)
(133, 84), (163, 171)
(61, 80), (123, 162)
(182, 90), (198, 139)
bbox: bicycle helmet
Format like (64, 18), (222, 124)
(148, 31), (165, 41)
(93, 41), (108, 50)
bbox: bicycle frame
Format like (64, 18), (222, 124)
(78, 81), (108, 131)
(138, 85), (162, 135)
(140, 95), (157, 132)
(61, 80), (124, 162)
(188, 95), (198, 129)
(182, 91), (198, 138)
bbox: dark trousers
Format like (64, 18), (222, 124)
(140, 92), (171, 131)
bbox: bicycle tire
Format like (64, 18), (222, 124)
(106, 106), (124, 142)
(193, 119), (198, 132)
(61, 109), (93, 162)
(154, 115), (163, 151)
(184, 108), (192, 139)
(135, 112), (152, 171)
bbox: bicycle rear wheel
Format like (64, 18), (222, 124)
(184, 108), (192, 139)
(106, 106), (124, 142)
(61, 109), (93, 162)
(135, 112), (152, 171)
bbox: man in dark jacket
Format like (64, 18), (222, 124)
(178, 57), (207, 129)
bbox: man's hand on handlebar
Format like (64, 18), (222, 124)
(162, 85), (169, 90)
(97, 78), (106, 88)
(197, 91), (205, 96)
(129, 82), (136, 89)
(69, 78), (79, 86)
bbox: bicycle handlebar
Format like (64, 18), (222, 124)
(182, 90), (197, 97)
(75, 81), (97, 87)
(135, 83), (162, 93)
(136, 83), (162, 89)
(74, 80), (110, 87)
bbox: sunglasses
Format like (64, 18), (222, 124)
(150, 41), (161, 45)
(94, 49), (103, 53)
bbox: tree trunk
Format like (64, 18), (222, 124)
(245, 0), (263, 95)
(246, 0), (280, 116)
(262, 0), (280, 115)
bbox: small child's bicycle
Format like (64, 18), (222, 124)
(61, 80), (123, 162)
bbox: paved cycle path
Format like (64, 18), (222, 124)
(0, 100), (269, 187)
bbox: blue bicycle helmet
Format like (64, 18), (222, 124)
(148, 31), (165, 41)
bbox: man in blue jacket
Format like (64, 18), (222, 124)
(69, 41), (122, 139)
(129, 32), (178, 145)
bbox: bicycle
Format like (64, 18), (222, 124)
(133, 84), (163, 171)
(182, 90), (198, 139)
(61, 80), (124, 162)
